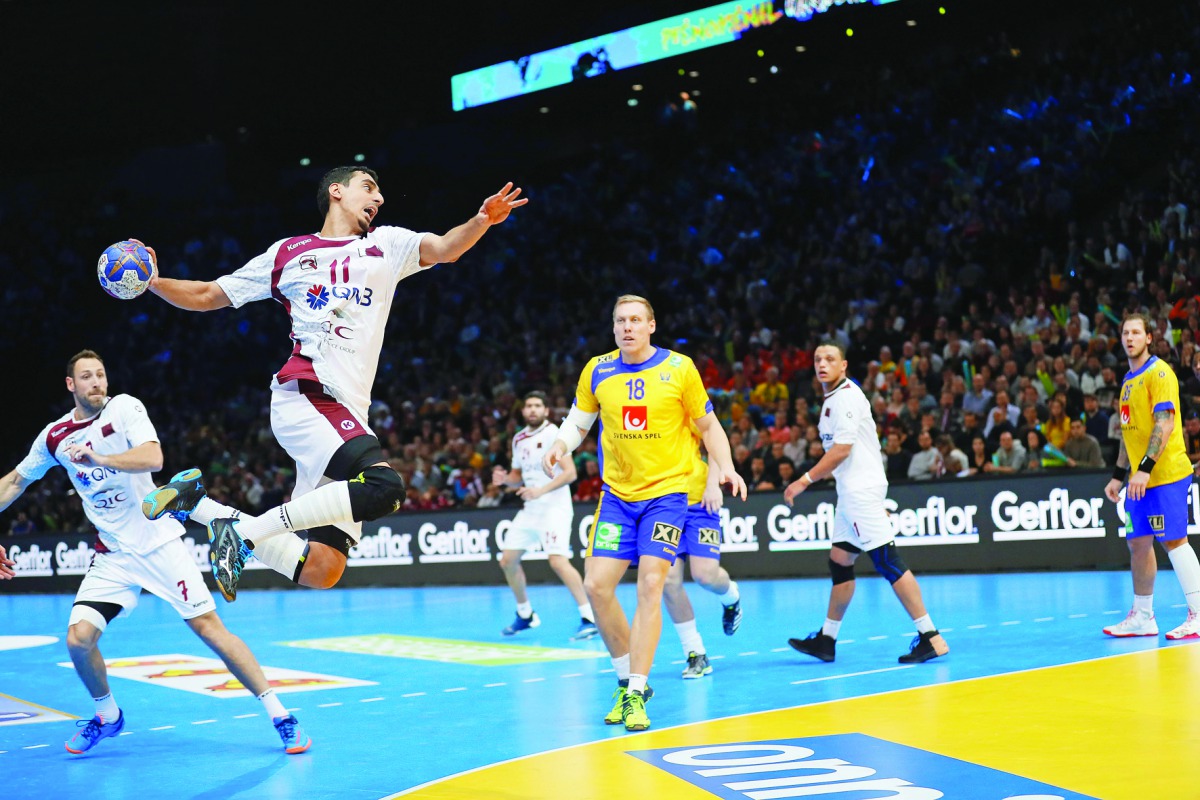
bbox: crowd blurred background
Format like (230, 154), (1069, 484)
(5, 0), (1200, 536)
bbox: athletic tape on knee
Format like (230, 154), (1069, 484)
(348, 466), (405, 521)
(829, 558), (855, 585)
(68, 604), (110, 632)
(868, 542), (908, 584)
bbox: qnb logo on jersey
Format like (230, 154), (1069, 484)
(993, 488), (1105, 541)
(417, 520), (492, 563)
(5, 543), (54, 577)
(884, 496), (980, 544)
(306, 284), (331, 310)
(623, 406), (648, 431)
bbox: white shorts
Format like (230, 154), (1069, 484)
(271, 378), (371, 544)
(502, 504), (574, 557)
(69, 538), (216, 630)
(833, 485), (895, 552)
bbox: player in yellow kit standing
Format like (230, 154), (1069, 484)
(1103, 312), (1200, 639)
(543, 295), (746, 731)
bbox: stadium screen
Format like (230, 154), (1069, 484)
(451, 0), (902, 111)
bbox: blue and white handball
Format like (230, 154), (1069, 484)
(98, 240), (155, 300)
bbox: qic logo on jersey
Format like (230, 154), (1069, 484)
(623, 406), (647, 431)
(306, 284), (330, 310)
(299, 255), (319, 271)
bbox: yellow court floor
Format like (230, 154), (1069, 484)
(400, 646), (1200, 800)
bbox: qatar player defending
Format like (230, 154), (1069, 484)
(139, 167), (526, 601)
(783, 342), (949, 664)
(0, 351), (309, 755)
(1102, 313), (1200, 640)
(493, 391), (598, 640)
(543, 295), (746, 731)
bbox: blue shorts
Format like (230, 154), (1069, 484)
(677, 503), (722, 560)
(587, 491), (687, 564)
(1125, 476), (1191, 541)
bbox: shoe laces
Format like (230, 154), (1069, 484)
(275, 716), (298, 739)
(76, 717), (104, 743)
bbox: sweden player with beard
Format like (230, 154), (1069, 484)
(543, 295), (746, 731)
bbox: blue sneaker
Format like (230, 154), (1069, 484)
(208, 518), (248, 602)
(722, 599), (742, 635)
(273, 714), (312, 754)
(142, 468), (207, 521)
(502, 611), (540, 636)
(571, 618), (600, 641)
(65, 711), (125, 754)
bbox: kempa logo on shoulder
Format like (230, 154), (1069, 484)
(417, 520), (491, 563)
(287, 238), (314, 252)
(993, 487), (1105, 541)
(349, 526), (413, 567)
(6, 544), (54, 577)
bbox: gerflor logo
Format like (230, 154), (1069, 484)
(992, 487), (1105, 541)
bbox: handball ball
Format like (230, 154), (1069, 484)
(98, 240), (154, 300)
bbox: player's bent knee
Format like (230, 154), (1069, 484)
(868, 542), (908, 584)
(67, 622), (101, 651)
(347, 466), (405, 521)
(829, 558), (855, 585)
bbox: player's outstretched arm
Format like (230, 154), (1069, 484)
(130, 241), (232, 311)
(695, 412), (747, 501)
(418, 183), (527, 266)
(0, 468), (34, 515)
(523, 454), (576, 501)
(64, 442), (164, 474)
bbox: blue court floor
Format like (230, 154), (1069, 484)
(1, 571), (1195, 799)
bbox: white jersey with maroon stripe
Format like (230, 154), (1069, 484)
(818, 378), (887, 491)
(15, 394), (184, 555)
(512, 422), (572, 510)
(215, 226), (430, 421)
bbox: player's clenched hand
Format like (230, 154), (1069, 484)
(1126, 470), (1151, 501)
(542, 441), (567, 478)
(1103, 478), (1124, 504)
(492, 466), (509, 487)
(128, 238), (159, 282)
(479, 183), (528, 225)
(0, 544), (15, 579)
(517, 485), (544, 502)
(64, 444), (103, 467)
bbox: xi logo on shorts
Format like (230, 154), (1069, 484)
(651, 522), (681, 547)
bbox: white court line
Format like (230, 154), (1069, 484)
(670, 660), (685, 665)
(150, 725), (174, 731)
(119, 732), (133, 736)
(839, 639), (855, 644)
(708, 655), (725, 660)
(1068, 614), (1088, 619)
(318, 703), (342, 708)
(443, 688), (467, 693)
(1001, 621), (1022, 626)
(770, 647), (790, 652)
(1103, 610), (1123, 615)
(598, 668), (615, 673)
(1034, 617), (1055, 622)
(560, 673), (583, 678)
(967, 624), (987, 629)
(22, 745), (48, 750)
(790, 665), (916, 686)
(867, 635), (889, 641)
(233, 713), (258, 719)
(401, 692), (426, 698)
(483, 683), (506, 688)
(738, 652), (759, 657)
(360, 697), (385, 704)
(192, 720), (217, 725)
(522, 678), (545, 684)
(940, 628), (954, 633)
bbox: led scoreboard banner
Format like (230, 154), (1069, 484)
(451, 0), (905, 111)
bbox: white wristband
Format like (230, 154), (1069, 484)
(556, 426), (583, 454)
(802, 472), (814, 485)
(558, 406), (598, 453)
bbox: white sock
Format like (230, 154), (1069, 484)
(258, 689), (287, 720)
(190, 496), (241, 526)
(240, 482), (353, 546)
(94, 692), (119, 724)
(1133, 594), (1154, 615)
(913, 614), (936, 634)
(251, 533), (310, 583)
(822, 617), (842, 639)
(718, 581), (740, 606)
(628, 673), (648, 694)
(578, 603), (594, 622)
(1167, 545), (1200, 613)
(674, 618), (705, 657)
(612, 653), (631, 681)
(516, 602), (533, 618)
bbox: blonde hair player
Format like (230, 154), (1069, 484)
(783, 342), (949, 664)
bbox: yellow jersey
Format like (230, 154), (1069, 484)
(685, 423), (708, 505)
(574, 347), (712, 502)
(1119, 355), (1192, 487)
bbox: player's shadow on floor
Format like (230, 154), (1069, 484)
(188, 757), (296, 800)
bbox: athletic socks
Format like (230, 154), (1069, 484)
(1168, 544), (1200, 613)
(718, 581), (740, 606)
(190, 497), (240, 526)
(578, 604), (595, 622)
(612, 653), (631, 682)
(258, 689), (287, 720)
(913, 614), (936, 635)
(628, 673), (648, 694)
(516, 602), (534, 618)
(249, 533), (310, 583)
(1133, 594), (1154, 615)
(94, 692), (119, 724)
(238, 482), (354, 547)
(821, 617), (842, 639)
(674, 618), (706, 657)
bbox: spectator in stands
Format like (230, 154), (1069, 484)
(907, 431), (941, 481)
(883, 435), (911, 483)
(965, 435), (991, 476)
(991, 431), (1028, 475)
(983, 391), (1020, 440)
(752, 366), (789, 407)
(1043, 399), (1071, 450)
(8, 511), (35, 535)
(934, 434), (969, 478)
(573, 459), (602, 503)
(1184, 411), (1200, 472)
(1061, 417), (1105, 468)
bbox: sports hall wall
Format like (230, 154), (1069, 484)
(3, 470), (1176, 593)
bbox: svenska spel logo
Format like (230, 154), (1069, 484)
(623, 406), (647, 431)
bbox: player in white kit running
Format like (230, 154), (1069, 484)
(0, 351), (310, 755)
(493, 392), (597, 639)
(782, 342), (949, 664)
(138, 166), (526, 601)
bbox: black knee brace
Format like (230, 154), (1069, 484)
(868, 542), (909, 584)
(829, 558), (856, 586)
(347, 466), (405, 521)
